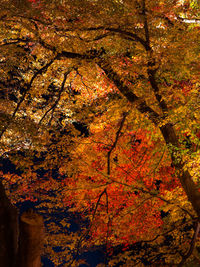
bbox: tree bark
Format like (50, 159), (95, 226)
(16, 209), (44, 267)
(0, 179), (44, 267)
(0, 180), (18, 267)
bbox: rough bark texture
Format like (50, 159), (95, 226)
(0, 180), (18, 267)
(0, 180), (44, 267)
(16, 209), (44, 267)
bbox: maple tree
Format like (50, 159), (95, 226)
(0, 0), (200, 265)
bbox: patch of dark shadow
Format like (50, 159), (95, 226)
(129, 135), (142, 147)
(41, 93), (51, 101)
(33, 151), (47, 163)
(183, 224), (193, 232)
(77, 248), (105, 267)
(41, 256), (54, 267)
(41, 189), (57, 197)
(15, 200), (40, 215)
(9, 182), (19, 193)
(182, 217), (186, 224)
(8, 92), (18, 103)
(52, 246), (66, 252)
(52, 168), (59, 180)
(37, 168), (67, 184)
(43, 208), (89, 234)
(71, 89), (81, 96)
(160, 210), (169, 218)
(183, 135), (192, 149)
(163, 234), (173, 246)
(16, 150), (26, 157)
(111, 241), (166, 266)
(48, 82), (59, 93)
(0, 157), (22, 175)
(69, 218), (81, 233)
(36, 167), (48, 178)
(155, 179), (162, 190)
(72, 121), (89, 137)
(20, 86), (26, 94)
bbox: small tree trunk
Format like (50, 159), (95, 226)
(0, 180), (18, 267)
(16, 209), (44, 267)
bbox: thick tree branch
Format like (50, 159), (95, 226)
(141, 0), (150, 49)
(97, 60), (160, 125)
(141, 0), (169, 113)
(81, 26), (148, 49)
(0, 37), (30, 47)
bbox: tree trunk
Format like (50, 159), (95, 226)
(16, 209), (44, 267)
(160, 123), (200, 218)
(0, 180), (44, 267)
(0, 180), (18, 267)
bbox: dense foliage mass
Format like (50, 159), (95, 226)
(0, 0), (200, 265)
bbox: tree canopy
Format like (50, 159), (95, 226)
(1, 0), (200, 265)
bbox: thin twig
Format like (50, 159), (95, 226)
(0, 55), (59, 139)
(107, 112), (128, 175)
(66, 188), (107, 266)
(39, 68), (73, 125)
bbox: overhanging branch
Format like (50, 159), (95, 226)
(97, 60), (160, 125)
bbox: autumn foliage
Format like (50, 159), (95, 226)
(0, 0), (200, 266)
